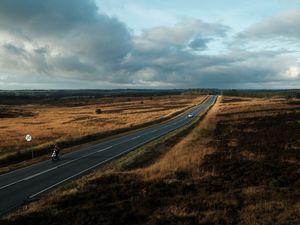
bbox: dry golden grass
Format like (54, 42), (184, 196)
(2, 96), (299, 225)
(0, 95), (205, 159)
(136, 96), (221, 180)
(218, 96), (300, 120)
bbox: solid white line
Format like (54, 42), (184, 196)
(29, 138), (161, 199)
(0, 146), (114, 191)
(0, 97), (212, 181)
(5, 96), (217, 195)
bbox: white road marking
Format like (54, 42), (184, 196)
(0, 167), (58, 190)
(0, 146), (113, 191)
(2, 96), (217, 196)
(131, 135), (140, 140)
(23, 167), (58, 181)
(113, 137), (140, 146)
(97, 146), (112, 153)
(29, 137), (163, 199)
(57, 146), (113, 167)
(0, 180), (23, 191)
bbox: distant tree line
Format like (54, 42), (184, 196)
(222, 89), (300, 98)
(0, 89), (184, 104)
(183, 89), (221, 95)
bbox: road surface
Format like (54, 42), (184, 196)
(0, 95), (217, 215)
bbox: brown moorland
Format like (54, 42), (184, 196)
(0, 95), (205, 165)
(1, 96), (299, 225)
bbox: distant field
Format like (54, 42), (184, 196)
(2, 96), (299, 225)
(0, 95), (205, 161)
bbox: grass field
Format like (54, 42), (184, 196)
(1, 96), (299, 225)
(0, 95), (205, 162)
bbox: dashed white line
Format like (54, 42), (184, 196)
(23, 167), (58, 181)
(58, 146), (113, 167)
(97, 146), (112, 153)
(0, 146), (114, 191)
(2, 96), (217, 197)
(131, 135), (140, 140)
(29, 138), (160, 199)
(0, 180), (23, 191)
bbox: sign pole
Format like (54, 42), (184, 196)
(25, 134), (33, 159)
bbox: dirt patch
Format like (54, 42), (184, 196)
(221, 97), (252, 103)
(0, 107), (36, 118)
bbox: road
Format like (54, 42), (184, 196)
(0, 95), (217, 215)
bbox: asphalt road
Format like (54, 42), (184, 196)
(0, 95), (217, 215)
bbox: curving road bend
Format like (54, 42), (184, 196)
(0, 95), (217, 215)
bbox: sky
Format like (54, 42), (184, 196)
(0, 0), (299, 89)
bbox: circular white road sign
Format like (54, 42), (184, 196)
(25, 134), (32, 142)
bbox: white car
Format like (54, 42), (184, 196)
(188, 114), (193, 118)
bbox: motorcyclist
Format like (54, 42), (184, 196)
(53, 144), (61, 158)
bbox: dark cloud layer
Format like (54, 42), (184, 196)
(0, 0), (132, 80)
(189, 37), (213, 51)
(0, 0), (299, 89)
(0, 0), (98, 36)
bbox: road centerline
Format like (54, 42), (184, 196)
(0, 96), (217, 216)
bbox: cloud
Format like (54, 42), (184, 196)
(283, 66), (300, 79)
(0, 1), (299, 89)
(188, 37), (213, 51)
(122, 38), (300, 88)
(134, 19), (228, 52)
(238, 9), (300, 40)
(0, 0), (132, 81)
(0, 0), (98, 37)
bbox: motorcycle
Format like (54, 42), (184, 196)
(51, 150), (60, 161)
